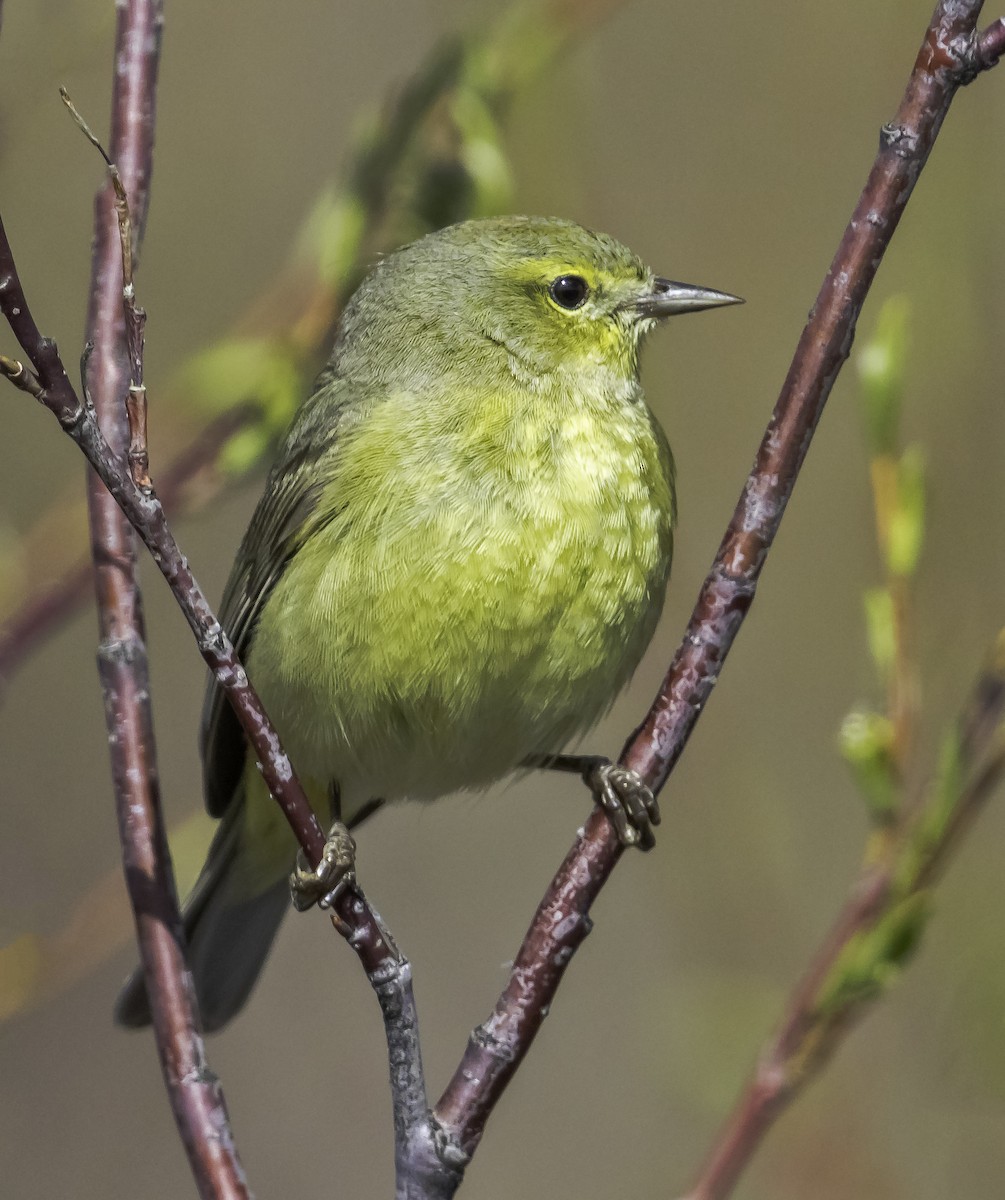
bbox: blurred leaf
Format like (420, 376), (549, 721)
(863, 586), (896, 684)
(867, 891), (931, 975)
(857, 295), (911, 457)
(218, 426), (274, 479)
(296, 188), (368, 294)
(0, 934), (42, 1023)
(896, 728), (965, 893)
(839, 709), (898, 823)
(886, 445), (926, 578)
(469, 0), (568, 93)
(817, 893), (932, 1016)
(452, 88), (514, 216)
(179, 339), (304, 478)
(181, 339), (302, 425)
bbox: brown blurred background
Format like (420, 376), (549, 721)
(1, 2), (1003, 1197)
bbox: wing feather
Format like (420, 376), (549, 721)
(199, 375), (361, 817)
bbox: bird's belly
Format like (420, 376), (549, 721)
(249, 401), (674, 814)
(251, 503), (669, 815)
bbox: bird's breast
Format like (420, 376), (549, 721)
(250, 384), (675, 804)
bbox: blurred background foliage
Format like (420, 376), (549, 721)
(0, 2), (1003, 1198)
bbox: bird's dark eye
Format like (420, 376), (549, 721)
(548, 274), (589, 310)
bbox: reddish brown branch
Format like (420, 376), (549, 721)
(680, 870), (891, 1200)
(75, 3), (249, 1197)
(2, 2), (1000, 1195)
(626, 1), (994, 793)
(682, 633), (1005, 1200)
(0, 36), (417, 1199)
(433, 0), (1003, 1179)
(436, 808), (613, 1156)
(977, 16), (1005, 66)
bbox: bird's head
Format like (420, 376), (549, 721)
(333, 216), (741, 389)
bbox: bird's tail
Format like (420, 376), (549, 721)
(114, 799), (290, 1032)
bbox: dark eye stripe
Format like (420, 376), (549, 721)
(548, 274), (589, 310)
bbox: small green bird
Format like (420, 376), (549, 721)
(116, 216), (739, 1030)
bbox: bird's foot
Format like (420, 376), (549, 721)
(289, 822), (357, 912)
(582, 757), (660, 850)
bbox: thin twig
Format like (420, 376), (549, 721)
(3, 3), (1000, 1197)
(70, 3), (249, 1197)
(0, 404), (251, 694)
(0, 353), (43, 398)
(977, 15), (1005, 65)
(680, 630), (1005, 1200)
(0, 84), (420, 1200)
(62, 86), (152, 493)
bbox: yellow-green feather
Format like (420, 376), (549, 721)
(239, 368), (674, 886)
(116, 216), (683, 1028)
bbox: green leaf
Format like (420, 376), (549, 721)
(863, 586), (896, 684)
(895, 728), (964, 892)
(217, 426), (274, 479)
(817, 893), (932, 1016)
(886, 444), (926, 578)
(182, 338), (304, 431)
(297, 188), (367, 293)
(857, 295), (911, 456)
(839, 709), (898, 822)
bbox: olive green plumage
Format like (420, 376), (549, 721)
(117, 216), (737, 1030)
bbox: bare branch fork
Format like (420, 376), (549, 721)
(50, 2), (248, 1197)
(0, 104), (417, 1200)
(0, 4), (1001, 1200)
(2, 6), (403, 1198)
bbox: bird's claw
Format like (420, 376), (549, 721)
(585, 759), (660, 850)
(289, 822), (357, 912)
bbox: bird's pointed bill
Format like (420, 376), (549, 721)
(629, 278), (744, 319)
